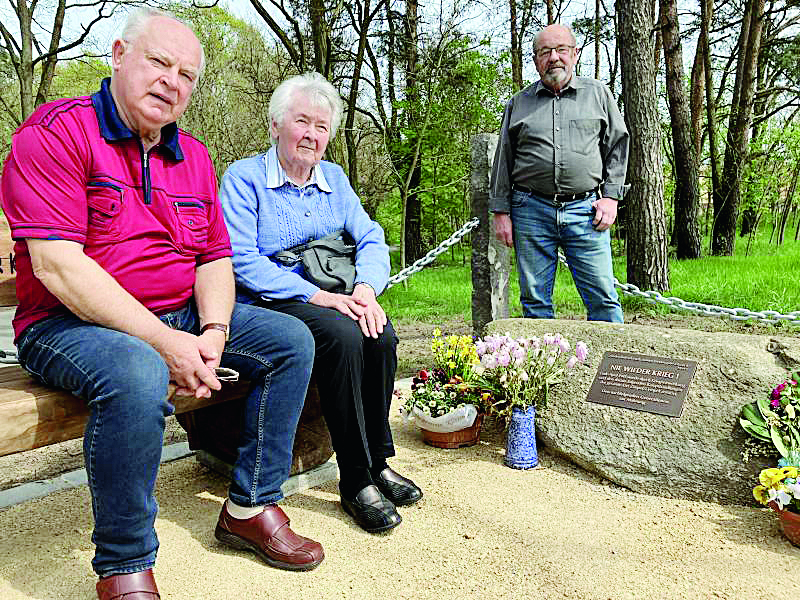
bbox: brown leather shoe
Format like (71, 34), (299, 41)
(96, 569), (159, 600)
(215, 503), (324, 571)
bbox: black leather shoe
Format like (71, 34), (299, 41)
(340, 484), (402, 533)
(374, 467), (423, 506)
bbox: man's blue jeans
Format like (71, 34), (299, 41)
(15, 302), (314, 577)
(510, 189), (623, 322)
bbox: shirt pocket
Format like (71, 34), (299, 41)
(569, 118), (601, 155)
(173, 199), (210, 254)
(86, 182), (124, 242)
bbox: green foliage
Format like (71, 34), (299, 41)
(382, 33), (511, 249)
(171, 3), (293, 177)
(382, 225), (800, 324)
(740, 373), (800, 459)
(48, 58), (110, 99)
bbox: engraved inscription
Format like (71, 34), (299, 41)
(586, 351), (697, 417)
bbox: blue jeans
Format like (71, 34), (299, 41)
(510, 189), (623, 322)
(15, 302), (314, 577)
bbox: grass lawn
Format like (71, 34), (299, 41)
(382, 229), (800, 330)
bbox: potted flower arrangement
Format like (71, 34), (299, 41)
(401, 329), (491, 448)
(752, 465), (800, 547)
(739, 371), (800, 464)
(475, 332), (588, 469)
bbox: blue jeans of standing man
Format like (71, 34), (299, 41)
(510, 189), (623, 322)
(15, 302), (314, 577)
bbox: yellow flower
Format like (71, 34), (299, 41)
(433, 328), (441, 337)
(759, 468), (787, 488)
(780, 466), (799, 479)
(753, 485), (769, 505)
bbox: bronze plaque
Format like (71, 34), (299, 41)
(585, 351), (697, 417)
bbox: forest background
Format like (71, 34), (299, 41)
(2, 0), (800, 303)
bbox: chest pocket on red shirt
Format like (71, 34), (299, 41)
(173, 200), (209, 254)
(87, 182), (124, 242)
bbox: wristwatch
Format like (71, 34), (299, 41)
(200, 322), (229, 341)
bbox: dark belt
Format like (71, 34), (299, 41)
(512, 184), (593, 203)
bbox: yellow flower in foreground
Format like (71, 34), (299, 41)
(759, 468), (788, 488)
(433, 328), (442, 337)
(753, 485), (769, 505)
(780, 466), (799, 479)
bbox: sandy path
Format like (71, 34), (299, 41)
(0, 402), (797, 600)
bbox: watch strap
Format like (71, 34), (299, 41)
(201, 322), (229, 341)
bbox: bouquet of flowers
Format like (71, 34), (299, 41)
(740, 371), (800, 462)
(475, 332), (588, 421)
(401, 330), (490, 433)
(753, 466), (800, 514)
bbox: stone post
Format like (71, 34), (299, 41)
(470, 133), (510, 337)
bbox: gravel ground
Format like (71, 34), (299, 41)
(0, 312), (798, 599)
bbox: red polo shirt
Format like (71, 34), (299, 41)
(0, 78), (232, 341)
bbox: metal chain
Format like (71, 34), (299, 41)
(556, 251), (800, 325)
(615, 281), (800, 325)
(386, 217), (480, 288)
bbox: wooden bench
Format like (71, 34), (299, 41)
(0, 219), (333, 480)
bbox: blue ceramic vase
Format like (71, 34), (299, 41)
(504, 405), (538, 469)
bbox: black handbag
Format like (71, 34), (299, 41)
(273, 229), (357, 294)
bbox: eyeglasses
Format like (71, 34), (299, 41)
(535, 46), (575, 59)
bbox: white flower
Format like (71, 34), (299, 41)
(785, 480), (800, 499)
(768, 486), (793, 510)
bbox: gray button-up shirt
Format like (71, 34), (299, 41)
(489, 76), (630, 213)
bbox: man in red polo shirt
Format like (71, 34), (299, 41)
(1, 8), (323, 598)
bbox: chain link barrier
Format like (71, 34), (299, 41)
(387, 220), (799, 325)
(386, 217), (480, 288)
(553, 251), (800, 326)
(614, 280), (800, 325)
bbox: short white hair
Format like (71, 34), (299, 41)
(269, 72), (343, 144)
(117, 7), (206, 78)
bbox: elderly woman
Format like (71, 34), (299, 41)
(220, 73), (422, 533)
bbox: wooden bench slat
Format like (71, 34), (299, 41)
(0, 363), (251, 457)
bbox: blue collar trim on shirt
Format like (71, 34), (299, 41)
(91, 77), (183, 160)
(263, 146), (332, 192)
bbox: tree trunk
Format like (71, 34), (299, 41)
(712, 0), (765, 256)
(402, 0), (423, 263)
(689, 0), (711, 159)
(309, 0), (330, 76)
(701, 0), (720, 251)
(595, 0), (601, 80)
(509, 0), (523, 91)
(344, 0), (384, 192)
(617, 0), (669, 292)
(659, 0), (701, 259)
(777, 158), (800, 245)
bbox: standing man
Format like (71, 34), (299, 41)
(490, 23), (629, 322)
(1, 8), (323, 599)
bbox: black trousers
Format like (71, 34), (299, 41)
(261, 299), (398, 470)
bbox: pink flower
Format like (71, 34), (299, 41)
(575, 342), (588, 363)
(566, 356), (578, 369)
(497, 352), (511, 367)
